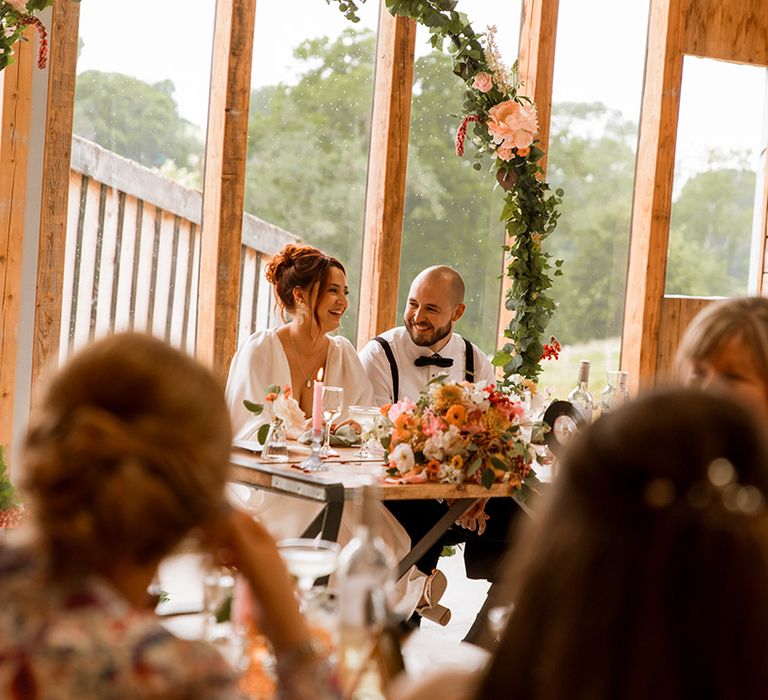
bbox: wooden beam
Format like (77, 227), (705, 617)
(30, 0), (80, 400)
(197, 0), (257, 384)
(655, 295), (717, 382)
(496, 0), (559, 353)
(682, 0), (768, 66)
(0, 38), (34, 459)
(356, 5), (416, 348)
(621, 0), (684, 392)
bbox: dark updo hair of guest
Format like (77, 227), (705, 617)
(478, 389), (768, 700)
(23, 333), (232, 578)
(265, 243), (345, 329)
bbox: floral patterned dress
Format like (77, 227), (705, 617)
(0, 544), (242, 699)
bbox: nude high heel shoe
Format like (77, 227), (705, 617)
(415, 569), (451, 626)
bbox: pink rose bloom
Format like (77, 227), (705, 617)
(421, 411), (446, 437)
(496, 146), (515, 162)
(5, 0), (27, 12)
(487, 100), (538, 150)
(388, 397), (417, 423)
(472, 71), (493, 93)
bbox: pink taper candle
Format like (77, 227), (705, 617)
(312, 368), (324, 436)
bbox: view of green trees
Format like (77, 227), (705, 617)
(72, 28), (756, 354)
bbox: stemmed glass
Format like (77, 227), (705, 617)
(320, 386), (344, 458)
(277, 538), (341, 605)
(348, 405), (382, 459)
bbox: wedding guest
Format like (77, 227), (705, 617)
(226, 244), (424, 612)
(0, 333), (336, 700)
(359, 265), (514, 635)
(676, 296), (768, 425)
(396, 389), (768, 700)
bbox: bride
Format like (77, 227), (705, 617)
(226, 244), (432, 614)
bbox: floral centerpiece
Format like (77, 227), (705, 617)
(244, 384), (307, 444)
(376, 379), (540, 491)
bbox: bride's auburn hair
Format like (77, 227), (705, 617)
(265, 244), (345, 325)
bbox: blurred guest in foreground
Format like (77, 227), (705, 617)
(0, 334), (335, 699)
(396, 389), (768, 700)
(676, 295), (768, 424)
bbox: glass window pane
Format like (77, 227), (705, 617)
(67, 1), (214, 357)
(243, 0), (379, 342)
(665, 57), (766, 298)
(399, 1), (522, 357)
(538, 0), (650, 399)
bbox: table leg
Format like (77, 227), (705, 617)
(396, 498), (475, 580)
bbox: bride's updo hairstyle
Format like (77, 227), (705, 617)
(23, 333), (232, 577)
(265, 243), (345, 326)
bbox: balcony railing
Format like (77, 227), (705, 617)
(63, 136), (298, 362)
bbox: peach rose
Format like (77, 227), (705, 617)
(496, 146), (515, 162)
(472, 71), (493, 93)
(487, 100), (538, 150)
(5, 0), (27, 12)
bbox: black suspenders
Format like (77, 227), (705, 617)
(373, 336), (476, 402)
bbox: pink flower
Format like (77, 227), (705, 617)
(388, 397), (417, 423)
(497, 146), (515, 162)
(487, 100), (538, 151)
(421, 410), (446, 437)
(472, 71), (493, 93)
(5, 0), (27, 12)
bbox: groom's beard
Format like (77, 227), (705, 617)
(405, 318), (453, 348)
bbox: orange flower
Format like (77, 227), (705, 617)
(393, 412), (413, 429)
(380, 403), (392, 415)
(433, 384), (464, 413)
(445, 404), (467, 427)
(264, 392), (279, 402)
(517, 146), (530, 157)
(392, 428), (412, 444)
(450, 454), (464, 469)
(425, 459), (441, 479)
(282, 385), (292, 398)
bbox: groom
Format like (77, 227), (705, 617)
(359, 265), (519, 644)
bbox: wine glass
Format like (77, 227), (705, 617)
(320, 386), (344, 457)
(277, 538), (341, 603)
(348, 405), (382, 459)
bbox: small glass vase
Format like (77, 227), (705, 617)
(262, 418), (289, 462)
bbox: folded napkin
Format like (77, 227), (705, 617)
(298, 424), (360, 447)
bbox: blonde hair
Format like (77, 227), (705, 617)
(675, 297), (768, 388)
(23, 333), (232, 576)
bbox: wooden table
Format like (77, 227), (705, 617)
(230, 445), (533, 580)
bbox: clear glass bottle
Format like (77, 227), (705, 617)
(337, 481), (396, 699)
(261, 417), (289, 462)
(599, 370), (630, 415)
(568, 359), (594, 423)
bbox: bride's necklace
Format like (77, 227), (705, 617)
(290, 331), (322, 389)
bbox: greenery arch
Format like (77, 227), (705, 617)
(329, 0), (563, 385)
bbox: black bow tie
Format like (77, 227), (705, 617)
(414, 354), (454, 368)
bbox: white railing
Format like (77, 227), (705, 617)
(62, 136), (298, 362)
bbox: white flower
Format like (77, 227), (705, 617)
(438, 463), (464, 484)
(439, 424), (465, 457)
(270, 394), (306, 435)
(422, 435), (445, 462)
(390, 443), (415, 474)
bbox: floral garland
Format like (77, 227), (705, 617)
(329, 0), (563, 384)
(0, 0), (79, 72)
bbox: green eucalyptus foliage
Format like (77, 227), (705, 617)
(330, 0), (563, 383)
(0, 446), (19, 512)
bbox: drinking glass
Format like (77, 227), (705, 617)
(277, 538), (341, 605)
(202, 562), (236, 643)
(599, 370), (630, 415)
(348, 405), (383, 459)
(320, 386), (344, 457)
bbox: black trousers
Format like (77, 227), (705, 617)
(385, 497), (521, 582)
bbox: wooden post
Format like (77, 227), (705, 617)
(356, 5), (416, 348)
(620, 0), (684, 392)
(0, 39), (34, 456)
(197, 0), (257, 384)
(496, 0), (559, 353)
(30, 0), (80, 401)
